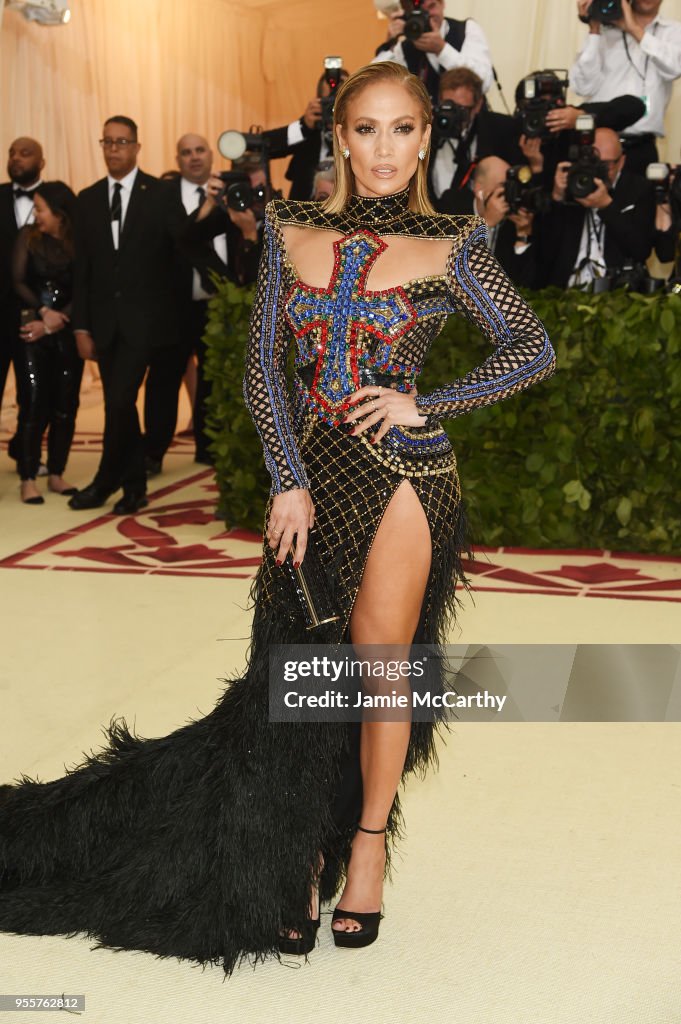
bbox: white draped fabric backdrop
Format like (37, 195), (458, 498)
(1, 0), (680, 194)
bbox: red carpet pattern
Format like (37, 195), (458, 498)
(0, 467), (679, 600)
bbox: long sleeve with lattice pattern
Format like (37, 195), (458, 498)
(413, 222), (556, 428)
(242, 208), (311, 496)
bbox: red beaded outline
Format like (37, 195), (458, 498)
(284, 230), (420, 425)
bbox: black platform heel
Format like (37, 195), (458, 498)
(278, 853), (323, 956)
(331, 824), (386, 949)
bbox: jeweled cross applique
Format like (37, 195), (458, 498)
(285, 230), (418, 421)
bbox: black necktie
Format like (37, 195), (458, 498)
(110, 182), (123, 223)
(196, 186), (206, 209)
(14, 188), (36, 200)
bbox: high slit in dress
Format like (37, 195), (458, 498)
(0, 186), (555, 976)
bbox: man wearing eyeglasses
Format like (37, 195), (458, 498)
(69, 115), (180, 514)
(538, 126), (656, 288)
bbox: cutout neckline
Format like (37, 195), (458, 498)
(279, 225), (451, 297)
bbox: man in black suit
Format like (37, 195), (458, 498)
(143, 133), (260, 474)
(0, 137), (45, 436)
(69, 115), (180, 514)
(538, 127), (655, 288)
(264, 69), (349, 200)
(429, 68), (523, 215)
(471, 157), (540, 289)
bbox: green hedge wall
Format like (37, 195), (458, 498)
(203, 281), (681, 554)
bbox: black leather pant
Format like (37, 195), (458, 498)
(14, 330), (83, 481)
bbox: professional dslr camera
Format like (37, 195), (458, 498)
(317, 56), (344, 147)
(504, 165), (550, 214)
(564, 115), (610, 201)
(400, 0), (431, 40)
(514, 70), (569, 140)
(646, 163), (681, 211)
(432, 100), (473, 142)
(216, 171), (266, 213)
(579, 0), (625, 25)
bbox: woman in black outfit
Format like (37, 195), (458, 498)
(12, 181), (82, 504)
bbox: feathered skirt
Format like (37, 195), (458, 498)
(0, 412), (471, 977)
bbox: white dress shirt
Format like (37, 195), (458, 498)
(569, 16), (681, 137)
(371, 18), (494, 94)
(285, 121), (331, 164)
(180, 176), (228, 301)
(13, 180), (42, 228)
(107, 166), (139, 249)
(431, 132), (478, 199)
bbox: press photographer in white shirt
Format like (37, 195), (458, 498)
(570, 0), (681, 175)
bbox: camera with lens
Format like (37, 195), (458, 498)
(400, 0), (431, 40)
(216, 171), (266, 213)
(646, 163), (681, 211)
(591, 263), (663, 294)
(316, 56), (344, 146)
(514, 70), (569, 140)
(564, 114), (610, 201)
(579, 0), (624, 25)
(432, 100), (472, 142)
(503, 165), (551, 215)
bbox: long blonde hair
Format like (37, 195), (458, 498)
(322, 61), (436, 216)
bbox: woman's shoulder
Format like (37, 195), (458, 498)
(264, 197), (329, 230)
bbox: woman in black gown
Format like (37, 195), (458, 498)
(11, 181), (82, 504)
(0, 63), (555, 974)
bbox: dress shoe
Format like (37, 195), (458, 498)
(22, 494), (45, 505)
(145, 457), (162, 478)
(68, 483), (114, 510)
(112, 492), (148, 516)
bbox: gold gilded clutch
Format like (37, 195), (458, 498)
(280, 527), (341, 631)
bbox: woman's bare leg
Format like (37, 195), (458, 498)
(332, 478), (432, 933)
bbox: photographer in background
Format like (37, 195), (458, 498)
(472, 157), (543, 288)
(570, 0), (681, 175)
(312, 162), (336, 202)
(650, 160), (681, 284)
(265, 65), (349, 200)
(143, 134), (259, 475)
(173, 148), (262, 469)
(372, 0), (493, 105)
(515, 69), (646, 191)
(429, 68), (523, 214)
(540, 126), (655, 288)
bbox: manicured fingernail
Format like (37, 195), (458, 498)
(275, 558), (282, 566)
(370, 437), (376, 444)
(293, 561), (300, 569)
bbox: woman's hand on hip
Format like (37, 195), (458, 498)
(267, 487), (315, 567)
(343, 385), (427, 442)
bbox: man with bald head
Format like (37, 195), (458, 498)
(143, 132), (258, 472)
(540, 126), (656, 288)
(1, 137), (46, 435)
(470, 156), (541, 288)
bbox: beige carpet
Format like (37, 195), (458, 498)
(0, 382), (679, 1024)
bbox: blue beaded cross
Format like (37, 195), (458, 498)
(285, 230), (418, 420)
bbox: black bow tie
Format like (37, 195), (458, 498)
(14, 188), (37, 200)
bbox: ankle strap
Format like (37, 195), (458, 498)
(357, 823), (387, 834)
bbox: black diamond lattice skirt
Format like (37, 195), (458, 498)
(0, 416), (472, 977)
